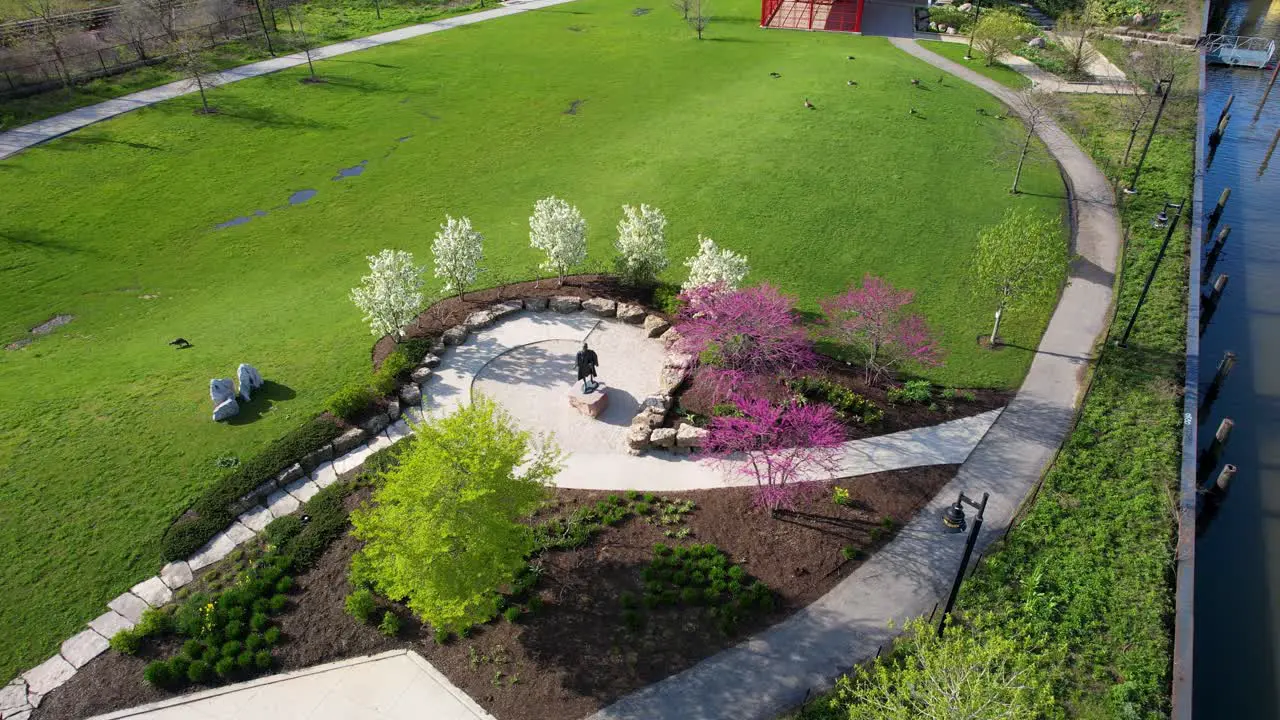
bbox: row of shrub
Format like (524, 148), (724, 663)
(161, 414), (345, 561)
(787, 376), (884, 426)
(631, 543), (776, 635)
(323, 341), (428, 421)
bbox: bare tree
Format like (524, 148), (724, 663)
(1055, 10), (1098, 79)
(672, 0), (693, 20)
(1006, 89), (1060, 194)
(135, 0), (179, 42)
(22, 0), (72, 86)
(110, 0), (158, 60)
(293, 8), (320, 81)
(688, 0), (708, 39)
(173, 36), (216, 113)
(1119, 44), (1193, 166)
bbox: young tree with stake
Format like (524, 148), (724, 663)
(973, 208), (1067, 347)
(529, 196), (587, 286)
(350, 249), (425, 339)
(688, 0), (710, 39)
(1006, 88), (1059, 194)
(614, 204), (668, 285)
(350, 397), (561, 634)
(682, 235), (748, 292)
(433, 215), (484, 298)
(174, 36), (216, 114)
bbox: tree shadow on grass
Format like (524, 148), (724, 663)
(226, 380), (297, 425)
(0, 228), (92, 256)
(45, 134), (163, 152)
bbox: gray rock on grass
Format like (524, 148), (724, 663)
(236, 363), (264, 401)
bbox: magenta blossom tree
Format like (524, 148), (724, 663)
(701, 394), (845, 512)
(676, 283), (816, 378)
(820, 274), (943, 382)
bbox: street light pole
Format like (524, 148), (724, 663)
(938, 491), (989, 636)
(1117, 198), (1186, 348)
(964, 0), (981, 60)
(1125, 75), (1173, 194)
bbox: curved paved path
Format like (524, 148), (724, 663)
(0, 0), (574, 160)
(584, 39), (1122, 720)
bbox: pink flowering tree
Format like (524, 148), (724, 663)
(820, 274), (943, 382)
(676, 283), (816, 378)
(701, 394), (845, 512)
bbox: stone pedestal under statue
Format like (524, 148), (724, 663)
(567, 382), (609, 418)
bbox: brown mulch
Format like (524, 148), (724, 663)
(35, 465), (957, 720)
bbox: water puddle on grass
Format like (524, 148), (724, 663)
(333, 160), (368, 180)
(632, 7), (650, 15)
(288, 189), (317, 205)
(398, 135), (413, 142)
(6, 314), (74, 351)
(564, 99), (586, 115)
(215, 215), (254, 229)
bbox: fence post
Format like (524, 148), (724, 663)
(97, 48), (108, 72)
(241, 15), (250, 37)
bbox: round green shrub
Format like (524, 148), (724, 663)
(379, 611), (402, 637)
(109, 628), (142, 655)
(214, 656), (236, 678)
(503, 606), (522, 623)
(710, 580), (727, 595)
(245, 633), (265, 651)
(251, 598), (269, 615)
(264, 626), (282, 645)
(653, 543), (672, 556)
(220, 589), (246, 609)
(276, 576), (295, 594)
(250, 611), (270, 632)
(268, 593), (289, 614)
(204, 630), (224, 649)
(168, 657), (191, 683)
(236, 650), (254, 671)
(187, 660), (211, 683)
(690, 571), (707, 586)
(143, 660), (174, 689)
(224, 619), (245, 640)
(528, 595), (545, 613)
(221, 640), (243, 659)
(181, 639), (203, 660)
(727, 566), (746, 581)
(704, 587), (721, 604)
(681, 587), (701, 605)
(254, 650), (273, 670)
(201, 647), (220, 664)
(634, 502), (651, 515)
(672, 571), (688, 586)
(344, 589), (375, 623)
(433, 627), (450, 645)
(263, 515), (304, 549)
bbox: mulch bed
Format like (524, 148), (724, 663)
(35, 465), (956, 720)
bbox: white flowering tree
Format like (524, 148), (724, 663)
(350, 249), (425, 338)
(432, 215), (484, 298)
(614, 204), (668, 285)
(682, 235), (749, 291)
(529, 196), (587, 286)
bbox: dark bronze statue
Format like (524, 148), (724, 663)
(575, 342), (599, 392)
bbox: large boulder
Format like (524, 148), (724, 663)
(523, 297), (550, 311)
(493, 300), (523, 320)
(333, 428), (367, 455)
(676, 424), (708, 448)
(419, 353), (441, 369)
(442, 326), (469, 346)
(210, 378), (236, 406)
(650, 427), (677, 448)
(212, 398), (239, 422)
(362, 413), (390, 436)
(236, 364), (264, 402)
(582, 297), (617, 317)
(617, 303), (646, 323)
(411, 366), (433, 383)
(641, 394), (672, 413)
(551, 296), (583, 313)
(464, 309), (499, 330)
(665, 352), (695, 370)
(662, 328), (683, 347)
(957, 2), (971, 10)
(643, 314), (671, 338)
(399, 383), (422, 406)
(659, 367), (690, 395)
(627, 425), (652, 454)
(1027, 36), (1046, 48)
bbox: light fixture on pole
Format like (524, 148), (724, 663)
(1117, 198), (1186, 348)
(938, 491), (989, 635)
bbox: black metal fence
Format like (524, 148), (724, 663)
(0, 11), (266, 97)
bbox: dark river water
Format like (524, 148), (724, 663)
(1193, 0), (1280, 717)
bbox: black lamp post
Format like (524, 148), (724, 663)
(938, 491), (989, 635)
(1125, 75), (1174, 195)
(1117, 198), (1186, 348)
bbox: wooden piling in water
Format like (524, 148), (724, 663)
(1211, 351), (1237, 389)
(1260, 127), (1280, 177)
(1214, 464), (1237, 493)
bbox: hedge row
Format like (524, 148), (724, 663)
(161, 415), (343, 561)
(324, 341), (430, 422)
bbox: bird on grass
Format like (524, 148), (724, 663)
(770, 71), (782, 78)
(847, 55), (855, 60)
(976, 107), (988, 115)
(847, 80), (858, 86)
(804, 98), (815, 109)
(169, 338), (192, 349)
(909, 107), (918, 115)
(910, 78), (921, 86)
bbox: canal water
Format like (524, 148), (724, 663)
(1193, 0), (1280, 716)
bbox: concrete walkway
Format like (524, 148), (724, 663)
(932, 33), (1140, 94)
(583, 39), (1122, 720)
(88, 651), (494, 720)
(0, 0), (575, 161)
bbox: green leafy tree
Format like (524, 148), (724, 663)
(350, 396), (561, 633)
(827, 616), (1057, 720)
(972, 208), (1066, 346)
(972, 9), (1029, 67)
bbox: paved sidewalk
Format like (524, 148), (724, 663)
(932, 33), (1140, 94)
(584, 39), (1122, 720)
(88, 651), (494, 720)
(0, 0), (574, 160)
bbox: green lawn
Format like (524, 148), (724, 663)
(920, 40), (1032, 90)
(0, 0), (1064, 683)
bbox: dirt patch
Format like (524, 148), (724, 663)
(5, 314), (74, 351)
(36, 466), (957, 720)
(564, 98), (586, 115)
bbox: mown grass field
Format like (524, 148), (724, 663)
(0, 0), (1065, 683)
(919, 39), (1033, 90)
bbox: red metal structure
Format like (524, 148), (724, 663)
(761, 0), (865, 32)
